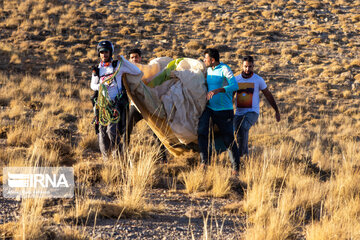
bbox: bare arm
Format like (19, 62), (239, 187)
(207, 88), (225, 100)
(261, 88), (280, 122)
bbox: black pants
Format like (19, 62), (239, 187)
(197, 107), (239, 171)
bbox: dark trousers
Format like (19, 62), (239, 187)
(126, 104), (167, 162)
(197, 107), (240, 171)
(99, 122), (122, 160)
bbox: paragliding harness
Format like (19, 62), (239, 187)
(91, 60), (129, 135)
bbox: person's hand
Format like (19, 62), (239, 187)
(206, 88), (223, 100)
(207, 90), (215, 100)
(275, 110), (281, 122)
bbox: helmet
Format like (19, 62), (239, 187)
(97, 41), (114, 57)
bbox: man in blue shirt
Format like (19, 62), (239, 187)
(198, 48), (240, 174)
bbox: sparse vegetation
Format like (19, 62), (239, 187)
(1, 0), (360, 238)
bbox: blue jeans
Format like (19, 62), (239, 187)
(233, 112), (259, 157)
(197, 107), (240, 171)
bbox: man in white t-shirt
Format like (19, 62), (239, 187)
(234, 56), (280, 159)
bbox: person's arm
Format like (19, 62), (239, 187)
(119, 56), (141, 75)
(207, 87), (225, 100)
(222, 66), (239, 93)
(207, 65), (238, 100)
(261, 88), (280, 122)
(90, 73), (100, 91)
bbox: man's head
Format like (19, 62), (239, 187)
(97, 41), (114, 62)
(128, 48), (142, 64)
(242, 56), (254, 76)
(204, 48), (220, 68)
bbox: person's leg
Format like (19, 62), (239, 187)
(234, 112), (259, 158)
(98, 125), (110, 161)
(213, 110), (239, 171)
(233, 114), (246, 157)
(107, 122), (122, 158)
(197, 107), (212, 165)
(125, 104), (143, 146)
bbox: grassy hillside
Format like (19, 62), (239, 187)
(1, 0), (360, 239)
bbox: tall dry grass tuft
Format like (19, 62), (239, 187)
(117, 150), (157, 213)
(9, 198), (48, 240)
(65, 139), (159, 222)
(241, 144), (312, 239)
(181, 166), (205, 194)
(181, 163), (232, 197)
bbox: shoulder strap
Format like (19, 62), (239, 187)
(112, 60), (118, 68)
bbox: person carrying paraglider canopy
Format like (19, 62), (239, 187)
(198, 48), (240, 175)
(125, 48), (168, 163)
(90, 40), (141, 161)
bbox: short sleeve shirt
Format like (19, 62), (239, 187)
(235, 73), (267, 115)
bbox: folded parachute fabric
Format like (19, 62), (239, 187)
(123, 57), (207, 156)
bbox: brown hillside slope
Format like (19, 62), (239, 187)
(0, 0), (360, 239)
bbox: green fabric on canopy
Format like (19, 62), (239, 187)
(147, 58), (184, 88)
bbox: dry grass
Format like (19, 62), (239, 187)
(181, 163), (232, 198)
(0, 198), (49, 240)
(1, 0), (360, 238)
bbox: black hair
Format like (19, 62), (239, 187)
(204, 48), (220, 62)
(243, 56), (254, 63)
(128, 48), (142, 57)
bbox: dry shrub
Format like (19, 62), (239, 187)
(116, 146), (158, 214)
(10, 53), (21, 64)
(185, 40), (203, 50)
(68, 148), (158, 221)
(257, 48), (279, 55)
(261, 10), (273, 18)
(6, 124), (34, 147)
(354, 74), (360, 82)
(305, 66), (323, 77)
(281, 47), (297, 57)
(181, 164), (233, 197)
(169, 3), (182, 15)
(350, 59), (360, 67)
(53, 226), (88, 240)
(9, 199), (48, 240)
(44, 64), (75, 81)
(128, 2), (144, 9)
(242, 162), (294, 239)
(342, 90), (352, 99)
(180, 167), (205, 194)
(306, 141), (360, 239)
(66, 198), (159, 222)
(260, 62), (276, 72)
(208, 165), (232, 197)
(77, 134), (99, 153)
(28, 138), (74, 166)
